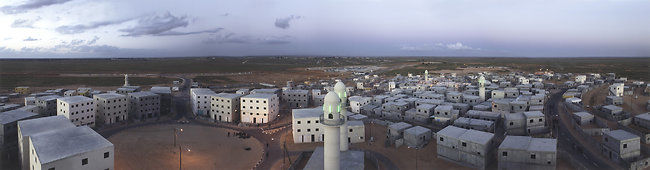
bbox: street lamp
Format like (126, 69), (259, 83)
(174, 128), (183, 147)
(179, 146), (190, 170)
(408, 146), (419, 170)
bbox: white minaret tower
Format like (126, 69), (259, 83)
(478, 74), (486, 101)
(424, 70), (429, 81)
(124, 74), (129, 86)
(334, 81), (349, 151)
(321, 92), (343, 170)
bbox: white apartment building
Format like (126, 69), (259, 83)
(291, 107), (365, 144)
(57, 96), (96, 127)
(35, 95), (61, 116)
(281, 89), (310, 108)
(93, 93), (128, 125)
(240, 93), (279, 124)
(18, 116), (76, 170)
(210, 93), (243, 122)
(29, 126), (114, 170)
(348, 96), (372, 114)
(128, 91), (160, 120)
(0, 110), (38, 166)
(190, 88), (217, 116)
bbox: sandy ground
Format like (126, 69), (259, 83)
(109, 124), (263, 170)
(583, 84), (649, 115)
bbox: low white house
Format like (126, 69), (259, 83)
(17, 116), (76, 170)
(498, 136), (557, 170)
(29, 126), (114, 170)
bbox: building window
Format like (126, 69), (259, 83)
(349, 129), (353, 132)
(104, 152), (109, 158)
(297, 129), (301, 132)
(48, 168), (55, 170)
(502, 152), (507, 156)
(530, 154), (536, 159)
(623, 144), (627, 148)
(439, 137), (444, 141)
(82, 158), (88, 165)
(462, 142), (466, 147)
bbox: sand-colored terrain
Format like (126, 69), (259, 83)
(109, 124), (263, 170)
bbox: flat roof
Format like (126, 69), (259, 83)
(528, 138), (557, 152)
(605, 130), (639, 141)
(349, 114), (367, 120)
(435, 105), (453, 110)
(93, 93), (125, 99)
(348, 120), (364, 127)
(242, 93), (276, 99)
(459, 129), (494, 145)
(505, 113), (525, 120)
(388, 122), (412, 131)
(416, 104), (436, 110)
(292, 107), (322, 119)
(57, 96), (92, 103)
(128, 91), (158, 97)
(18, 116), (76, 138)
(574, 112), (594, 118)
(636, 113), (650, 121)
(214, 93), (243, 99)
(150, 86), (171, 94)
(437, 125), (466, 138)
(303, 146), (364, 170)
(36, 95), (61, 101)
(283, 89), (309, 94)
(31, 126), (113, 164)
(523, 111), (544, 118)
(499, 136), (557, 152)
(191, 88), (216, 95)
(455, 117), (494, 126)
(404, 126), (430, 136)
(0, 110), (38, 124)
(603, 105), (623, 111)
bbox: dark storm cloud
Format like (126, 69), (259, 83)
(155, 28), (223, 36)
(274, 15), (300, 29)
(119, 12), (188, 37)
(203, 33), (292, 45)
(23, 37), (39, 41)
(1, 0), (74, 14)
(56, 19), (131, 34)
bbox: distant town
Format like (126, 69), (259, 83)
(1, 57), (649, 170)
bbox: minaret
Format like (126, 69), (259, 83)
(334, 81), (349, 151)
(124, 74), (129, 86)
(424, 70), (429, 81)
(478, 74), (486, 101)
(321, 92), (343, 170)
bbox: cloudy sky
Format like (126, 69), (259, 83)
(0, 0), (649, 58)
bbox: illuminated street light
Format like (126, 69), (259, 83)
(174, 128), (183, 147)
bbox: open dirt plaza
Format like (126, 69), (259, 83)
(109, 124), (263, 170)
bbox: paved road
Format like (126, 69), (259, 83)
(546, 88), (616, 170)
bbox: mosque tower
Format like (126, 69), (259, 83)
(479, 74), (486, 101)
(334, 81), (349, 151)
(424, 70), (429, 81)
(124, 74), (129, 86)
(321, 92), (344, 170)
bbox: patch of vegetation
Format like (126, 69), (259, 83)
(192, 76), (235, 85)
(0, 74), (174, 89)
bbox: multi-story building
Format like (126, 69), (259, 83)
(57, 96), (96, 127)
(210, 93), (243, 122)
(524, 111), (546, 135)
(150, 86), (172, 115)
(240, 93), (279, 124)
(17, 116), (76, 170)
(498, 136), (557, 170)
(93, 93), (128, 125)
(281, 89), (310, 108)
(0, 110), (38, 166)
(190, 88), (217, 116)
(127, 91), (160, 120)
(291, 107), (366, 144)
(29, 126), (114, 170)
(437, 125), (495, 169)
(609, 83), (624, 97)
(35, 95), (61, 116)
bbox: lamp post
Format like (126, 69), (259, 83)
(179, 146), (190, 170)
(174, 128), (183, 147)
